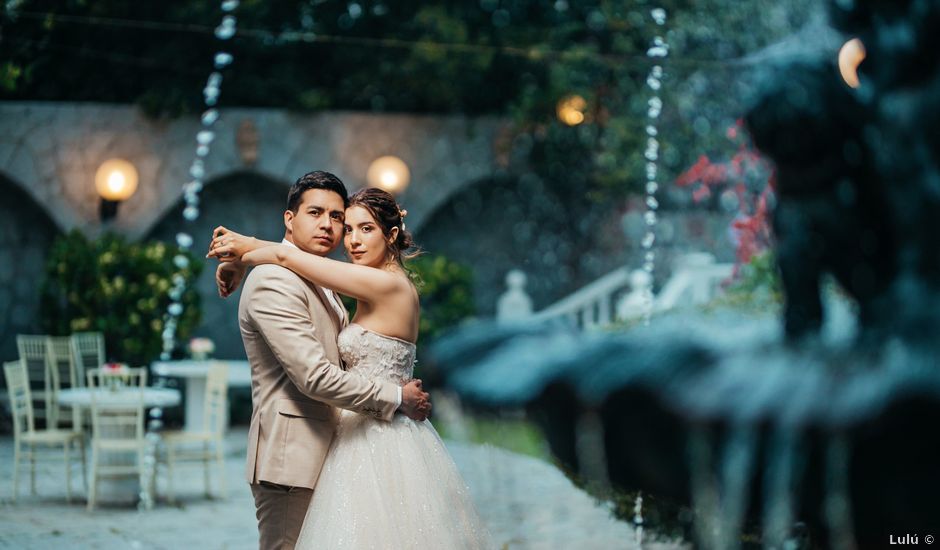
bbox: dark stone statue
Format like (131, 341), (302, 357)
(748, 0), (940, 345)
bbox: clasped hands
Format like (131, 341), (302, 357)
(206, 226), (256, 298)
(401, 379), (431, 422)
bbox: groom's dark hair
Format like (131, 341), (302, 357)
(287, 171), (349, 212)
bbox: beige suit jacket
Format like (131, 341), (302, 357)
(239, 264), (399, 489)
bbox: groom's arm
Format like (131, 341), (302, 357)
(246, 266), (399, 421)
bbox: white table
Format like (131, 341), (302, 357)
(59, 387), (181, 410)
(151, 360), (250, 432)
(59, 387), (181, 506)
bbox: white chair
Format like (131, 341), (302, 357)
(16, 334), (53, 425)
(70, 332), (105, 386)
(45, 336), (83, 432)
(4, 360), (86, 502)
(158, 362), (228, 501)
(85, 367), (149, 510)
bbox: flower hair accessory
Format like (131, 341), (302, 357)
(398, 208), (408, 231)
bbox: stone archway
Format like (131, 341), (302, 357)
(415, 175), (630, 316)
(146, 171), (291, 359)
(0, 173), (63, 360)
(0, 103), (504, 238)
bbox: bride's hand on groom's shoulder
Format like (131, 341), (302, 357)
(207, 225), (258, 263)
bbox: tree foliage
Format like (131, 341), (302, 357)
(3, 0), (817, 257)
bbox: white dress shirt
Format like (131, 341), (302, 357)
(280, 239), (402, 408)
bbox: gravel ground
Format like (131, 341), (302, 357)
(0, 427), (685, 549)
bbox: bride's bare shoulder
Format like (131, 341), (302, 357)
(387, 270), (418, 294)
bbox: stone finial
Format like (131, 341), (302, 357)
(497, 269), (533, 322)
(617, 269), (653, 321)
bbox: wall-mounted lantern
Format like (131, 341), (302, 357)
(95, 158), (138, 222)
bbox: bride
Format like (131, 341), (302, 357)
(208, 187), (492, 549)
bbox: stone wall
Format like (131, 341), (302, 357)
(0, 177), (62, 360)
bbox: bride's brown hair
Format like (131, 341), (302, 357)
(347, 188), (421, 268)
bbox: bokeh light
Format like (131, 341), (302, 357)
(838, 38), (866, 89)
(556, 95), (587, 126)
(367, 155), (410, 194)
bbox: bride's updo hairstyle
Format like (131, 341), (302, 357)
(347, 187), (421, 267)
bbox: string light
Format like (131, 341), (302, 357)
(159, 0), (237, 364)
(640, 8), (668, 327)
(143, 0), (239, 510)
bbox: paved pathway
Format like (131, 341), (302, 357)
(0, 428), (685, 549)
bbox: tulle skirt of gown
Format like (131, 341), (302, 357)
(295, 410), (493, 549)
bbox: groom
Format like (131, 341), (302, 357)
(215, 171), (431, 549)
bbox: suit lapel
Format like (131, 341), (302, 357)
(308, 282), (342, 332)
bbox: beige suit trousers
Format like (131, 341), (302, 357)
(251, 482), (314, 550)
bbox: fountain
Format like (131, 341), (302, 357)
(430, 1), (940, 547)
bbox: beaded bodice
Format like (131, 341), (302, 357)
(338, 323), (416, 386)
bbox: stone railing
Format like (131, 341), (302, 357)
(497, 252), (734, 330)
(532, 267), (633, 329)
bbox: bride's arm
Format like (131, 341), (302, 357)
(207, 226), (281, 297)
(211, 235), (404, 303)
(248, 245), (404, 303)
(208, 226), (279, 260)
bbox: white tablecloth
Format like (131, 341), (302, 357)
(59, 387), (181, 409)
(151, 360), (251, 386)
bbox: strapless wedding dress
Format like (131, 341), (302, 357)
(295, 323), (492, 549)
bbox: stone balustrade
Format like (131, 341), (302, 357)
(497, 252), (734, 329)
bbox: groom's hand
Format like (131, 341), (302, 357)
(400, 379), (431, 421)
(216, 262), (246, 298)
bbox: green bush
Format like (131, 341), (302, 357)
(409, 254), (476, 344)
(39, 230), (202, 367)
